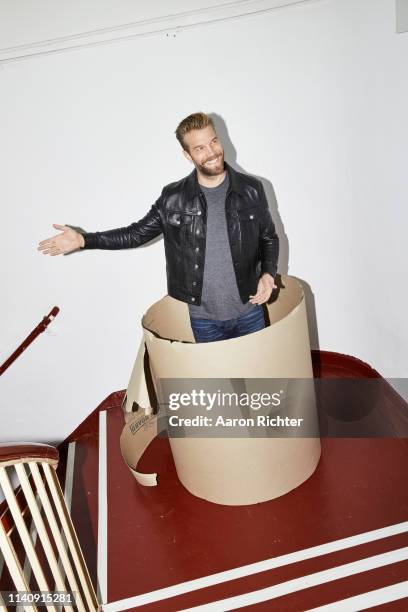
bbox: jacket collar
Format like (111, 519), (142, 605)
(184, 160), (245, 200)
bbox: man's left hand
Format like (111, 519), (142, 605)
(249, 273), (277, 305)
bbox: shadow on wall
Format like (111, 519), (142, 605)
(211, 112), (320, 350)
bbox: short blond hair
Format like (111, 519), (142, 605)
(175, 112), (215, 150)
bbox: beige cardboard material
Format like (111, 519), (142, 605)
(120, 276), (321, 505)
(120, 411), (158, 486)
(123, 340), (151, 411)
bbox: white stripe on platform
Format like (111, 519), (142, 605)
(182, 548), (408, 611)
(306, 580), (408, 611)
(64, 441), (76, 512)
(102, 520), (408, 611)
(97, 410), (108, 605)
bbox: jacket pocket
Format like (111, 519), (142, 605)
(237, 207), (261, 222)
(167, 212), (194, 227)
(237, 207), (260, 248)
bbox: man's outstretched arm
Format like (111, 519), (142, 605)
(38, 196), (163, 256)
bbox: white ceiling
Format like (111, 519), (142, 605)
(0, 0), (314, 61)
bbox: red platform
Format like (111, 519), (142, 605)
(54, 352), (408, 611)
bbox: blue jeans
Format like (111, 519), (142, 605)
(190, 305), (266, 343)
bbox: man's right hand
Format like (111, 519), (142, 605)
(37, 224), (84, 256)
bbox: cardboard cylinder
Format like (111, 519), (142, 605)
(121, 276), (321, 505)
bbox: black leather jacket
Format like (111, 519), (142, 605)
(82, 162), (279, 306)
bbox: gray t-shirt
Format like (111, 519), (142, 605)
(188, 173), (256, 321)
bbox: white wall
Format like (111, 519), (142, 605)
(1, 0), (407, 444)
(396, 0), (408, 32)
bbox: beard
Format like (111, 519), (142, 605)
(197, 153), (225, 177)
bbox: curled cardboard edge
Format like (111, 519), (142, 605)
(122, 340), (151, 413)
(120, 345), (159, 486)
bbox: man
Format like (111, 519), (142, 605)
(38, 112), (279, 343)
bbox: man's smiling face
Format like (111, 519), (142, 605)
(182, 125), (225, 177)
